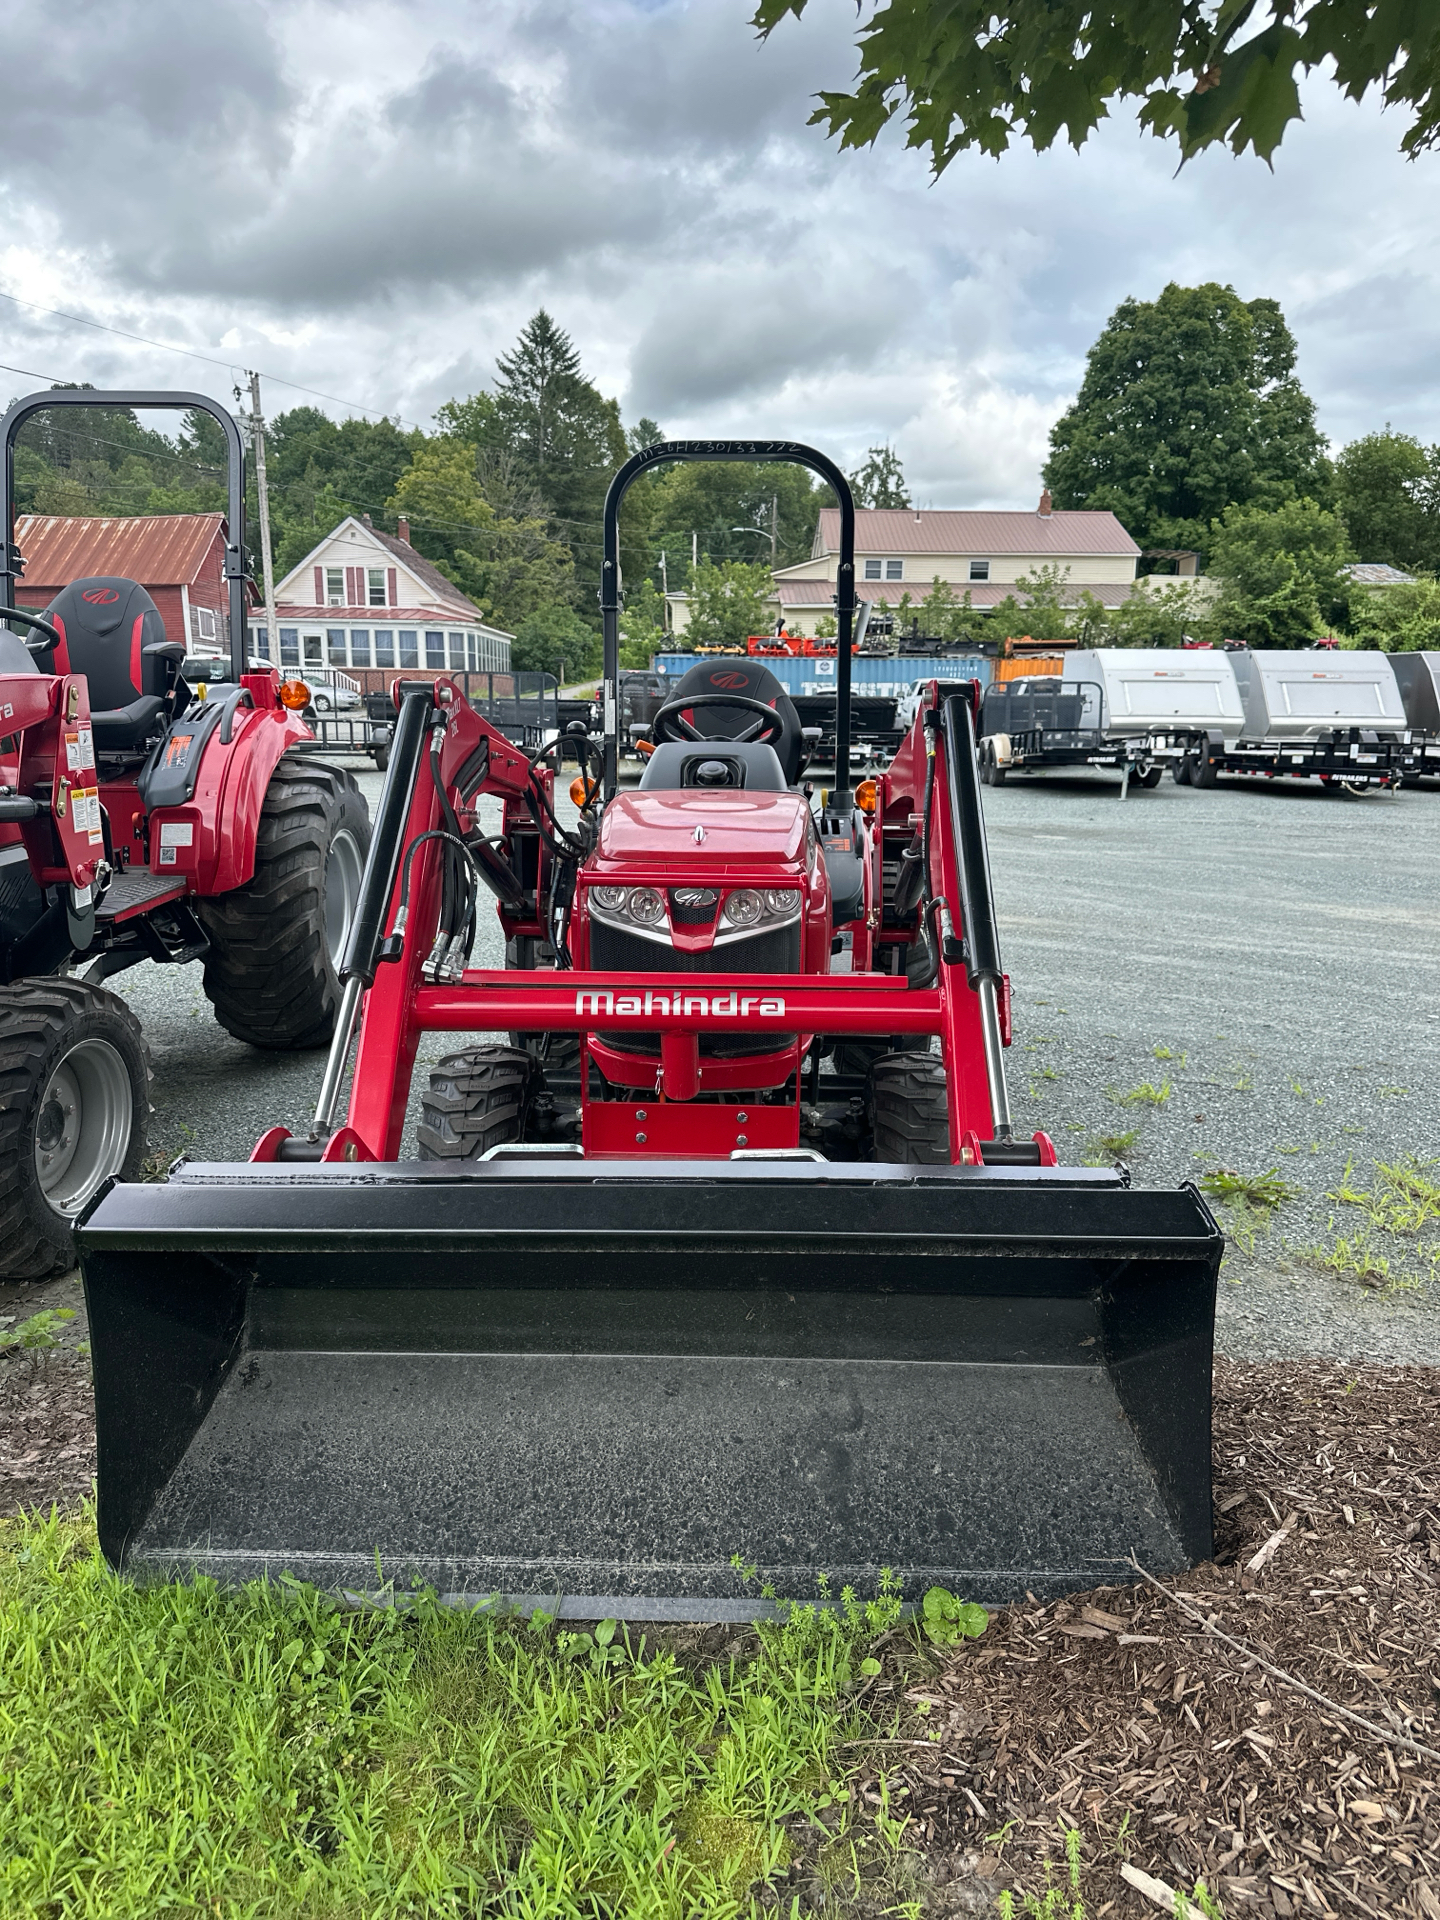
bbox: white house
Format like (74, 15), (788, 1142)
(665, 492), (1142, 637)
(252, 514), (513, 678)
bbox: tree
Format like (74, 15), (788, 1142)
(1347, 575), (1440, 652)
(1044, 283), (1328, 554)
(850, 445), (910, 509)
(985, 565), (1101, 644)
(1206, 497), (1354, 647)
(753, 2), (1440, 166)
(491, 310), (629, 538)
(1334, 430), (1440, 573)
(912, 577), (988, 646)
(512, 604), (602, 683)
(1102, 580), (1212, 648)
(646, 461), (832, 574)
(619, 579), (667, 669)
(683, 560), (775, 651)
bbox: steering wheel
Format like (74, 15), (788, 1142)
(0, 606), (62, 657)
(650, 691), (786, 748)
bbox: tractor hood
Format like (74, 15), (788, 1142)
(594, 791), (811, 874)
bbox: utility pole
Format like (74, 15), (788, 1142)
(691, 529), (698, 574)
(770, 493), (777, 565)
(659, 549), (669, 632)
(247, 371), (278, 670)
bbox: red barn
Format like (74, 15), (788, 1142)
(12, 513), (244, 651)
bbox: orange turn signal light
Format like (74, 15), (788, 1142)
(279, 679), (312, 711)
(569, 774), (594, 807)
(855, 778), (878, 814)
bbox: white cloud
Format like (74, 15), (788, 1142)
(0, 0), (1437, 509)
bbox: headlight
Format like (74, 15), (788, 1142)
(591, 886), (628, 912)
(722, 888), (764, 928)
(628, 887), (665, 924)
(763, 889), (799, 916)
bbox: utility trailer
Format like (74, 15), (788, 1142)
(1150, 650), (1416, 792)
(789, 692), (900, 773)
(78, 439), (1222, 1618)
(977, 676), (1109, 784)
(1388, 651), (1440, 782)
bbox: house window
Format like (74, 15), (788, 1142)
(368, 568), (388, 607)
(373, 628), (395, 669)
(863, 558), (903, 581)
(279, 626), (299, 666)
(448, 633), (466, 671)
(350, 629), (373, 669)
(426, 630), (445, 669)
(969, 559), (990, 582)
(467, 634), (478, 672)
(249, 625), (270, 661)
(886, 560), (902, 580)
(863, 558), (882, 580)
(325, 567), (345, 606)
(303, 632), (325, 668)
(399, 630), (419, 669)
(326, 629), (346, 667)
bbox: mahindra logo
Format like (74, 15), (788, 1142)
(709, 671), (747, 689)
(81, 587), (120, 605)
(575, 989), (786, 1017)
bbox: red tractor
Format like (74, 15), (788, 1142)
(0, 388), (368, 1276)
(79, 440), (1221, 1614)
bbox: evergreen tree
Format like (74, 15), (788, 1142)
(1043, 284), (1329, 555)
(849, 445), (910, 509)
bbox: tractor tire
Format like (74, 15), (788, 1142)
(0, 978), (149, 1279)
(198, 757), (370, 1051)
(868, 1051), (951, 1164)
(417, 1045), (541, 1159)
(831, 1034), (930, 1078)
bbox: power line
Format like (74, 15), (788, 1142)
(0, 287), (419, 428)
(1, 357), (75, 386)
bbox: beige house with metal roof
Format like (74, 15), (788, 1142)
(666, 491), (1143, 638)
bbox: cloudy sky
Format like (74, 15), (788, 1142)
(2, 0), (1437, 507)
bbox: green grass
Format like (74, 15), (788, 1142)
(1084, 1128), (1140, 1167)
(1198, 1167), (1300, 1256)
(1330, 1155), (1440, 1234)
(1113, 1081), (1172, 1108)
(0, 1510), (920, 1919)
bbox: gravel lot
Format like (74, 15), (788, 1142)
(23, 755), (1437, 1368)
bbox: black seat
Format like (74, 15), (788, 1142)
(664, 659), (804, 784)
(38, 576), (179, 751)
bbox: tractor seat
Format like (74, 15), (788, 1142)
(661, 658), (804, 784)
(639, 741), (788, 791)
(36, 576), (181, 751)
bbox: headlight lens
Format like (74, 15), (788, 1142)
(628, 887), (665, 924)
(763, 889), (798, 916)
(591, 886), (628, 912)
(723, 888), (764, 927)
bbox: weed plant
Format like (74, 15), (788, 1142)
(1084, 1129), (1139, 1168)
(0, 1511), (914, 1919)
(0, 1308), (76, 1383)
(1198, 1166), (1299, 1257)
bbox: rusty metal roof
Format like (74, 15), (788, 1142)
(13, 513), (227, 588)
(813, 507), (1140, 559)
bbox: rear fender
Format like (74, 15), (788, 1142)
(178, 705), (314, 894)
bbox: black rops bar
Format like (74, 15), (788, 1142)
(1, 390), (249, 682)
(941, 692), (1004, 989)
(338, 686), (433, 986)
(599, 441), (857, 805)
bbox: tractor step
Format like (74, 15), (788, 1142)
(96, 869), (189, 923)
(79, 1160), (1222, 1614)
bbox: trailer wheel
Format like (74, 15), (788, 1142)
(1130, 764), (1164, 789)
(198, 757), (371, 1051)
(980, 743), (1007, 786)
(417, 1045), (540, 1159)
(0, 978), (149, 1279)
(1172, 757), (1192, 786)
(1188, 750), (1218, 788)
(868, 1051), (950, 1164)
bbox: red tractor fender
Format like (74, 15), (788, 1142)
(171, 702), (314, 896)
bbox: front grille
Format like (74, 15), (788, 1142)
(588, 920), (800, 1058)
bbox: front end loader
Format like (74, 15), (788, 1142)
(78, 441), (1221, 1614)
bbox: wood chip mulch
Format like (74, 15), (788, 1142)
(865, 1360), (1440, 1918)
(0, 1353), (95, 1519)
(4, 1355), (1438, 1919)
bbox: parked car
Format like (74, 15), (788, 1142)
(894, 677), (978, 731)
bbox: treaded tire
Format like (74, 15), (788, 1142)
(832, 1035), (930, 1077)
(198, 756), (370, 1051)
(0, 978), (150, 1279)
(417, 1046), (540, 1160)
(868, 1051), (950, 1164)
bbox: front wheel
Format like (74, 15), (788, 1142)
(868, 1051), (950, 1164)
(417, 1046), (541, 1159)
(198, 756), (371, 1050)
(0, 979), (150, 1278)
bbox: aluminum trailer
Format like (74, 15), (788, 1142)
(1198, 651), (1415, 791)
(1388, 651), (1440, 782)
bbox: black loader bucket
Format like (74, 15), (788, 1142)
(79, 1159), (1221, 1614)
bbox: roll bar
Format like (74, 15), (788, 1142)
(1, 389), (250, 682)
(600, 440), (856, 804)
